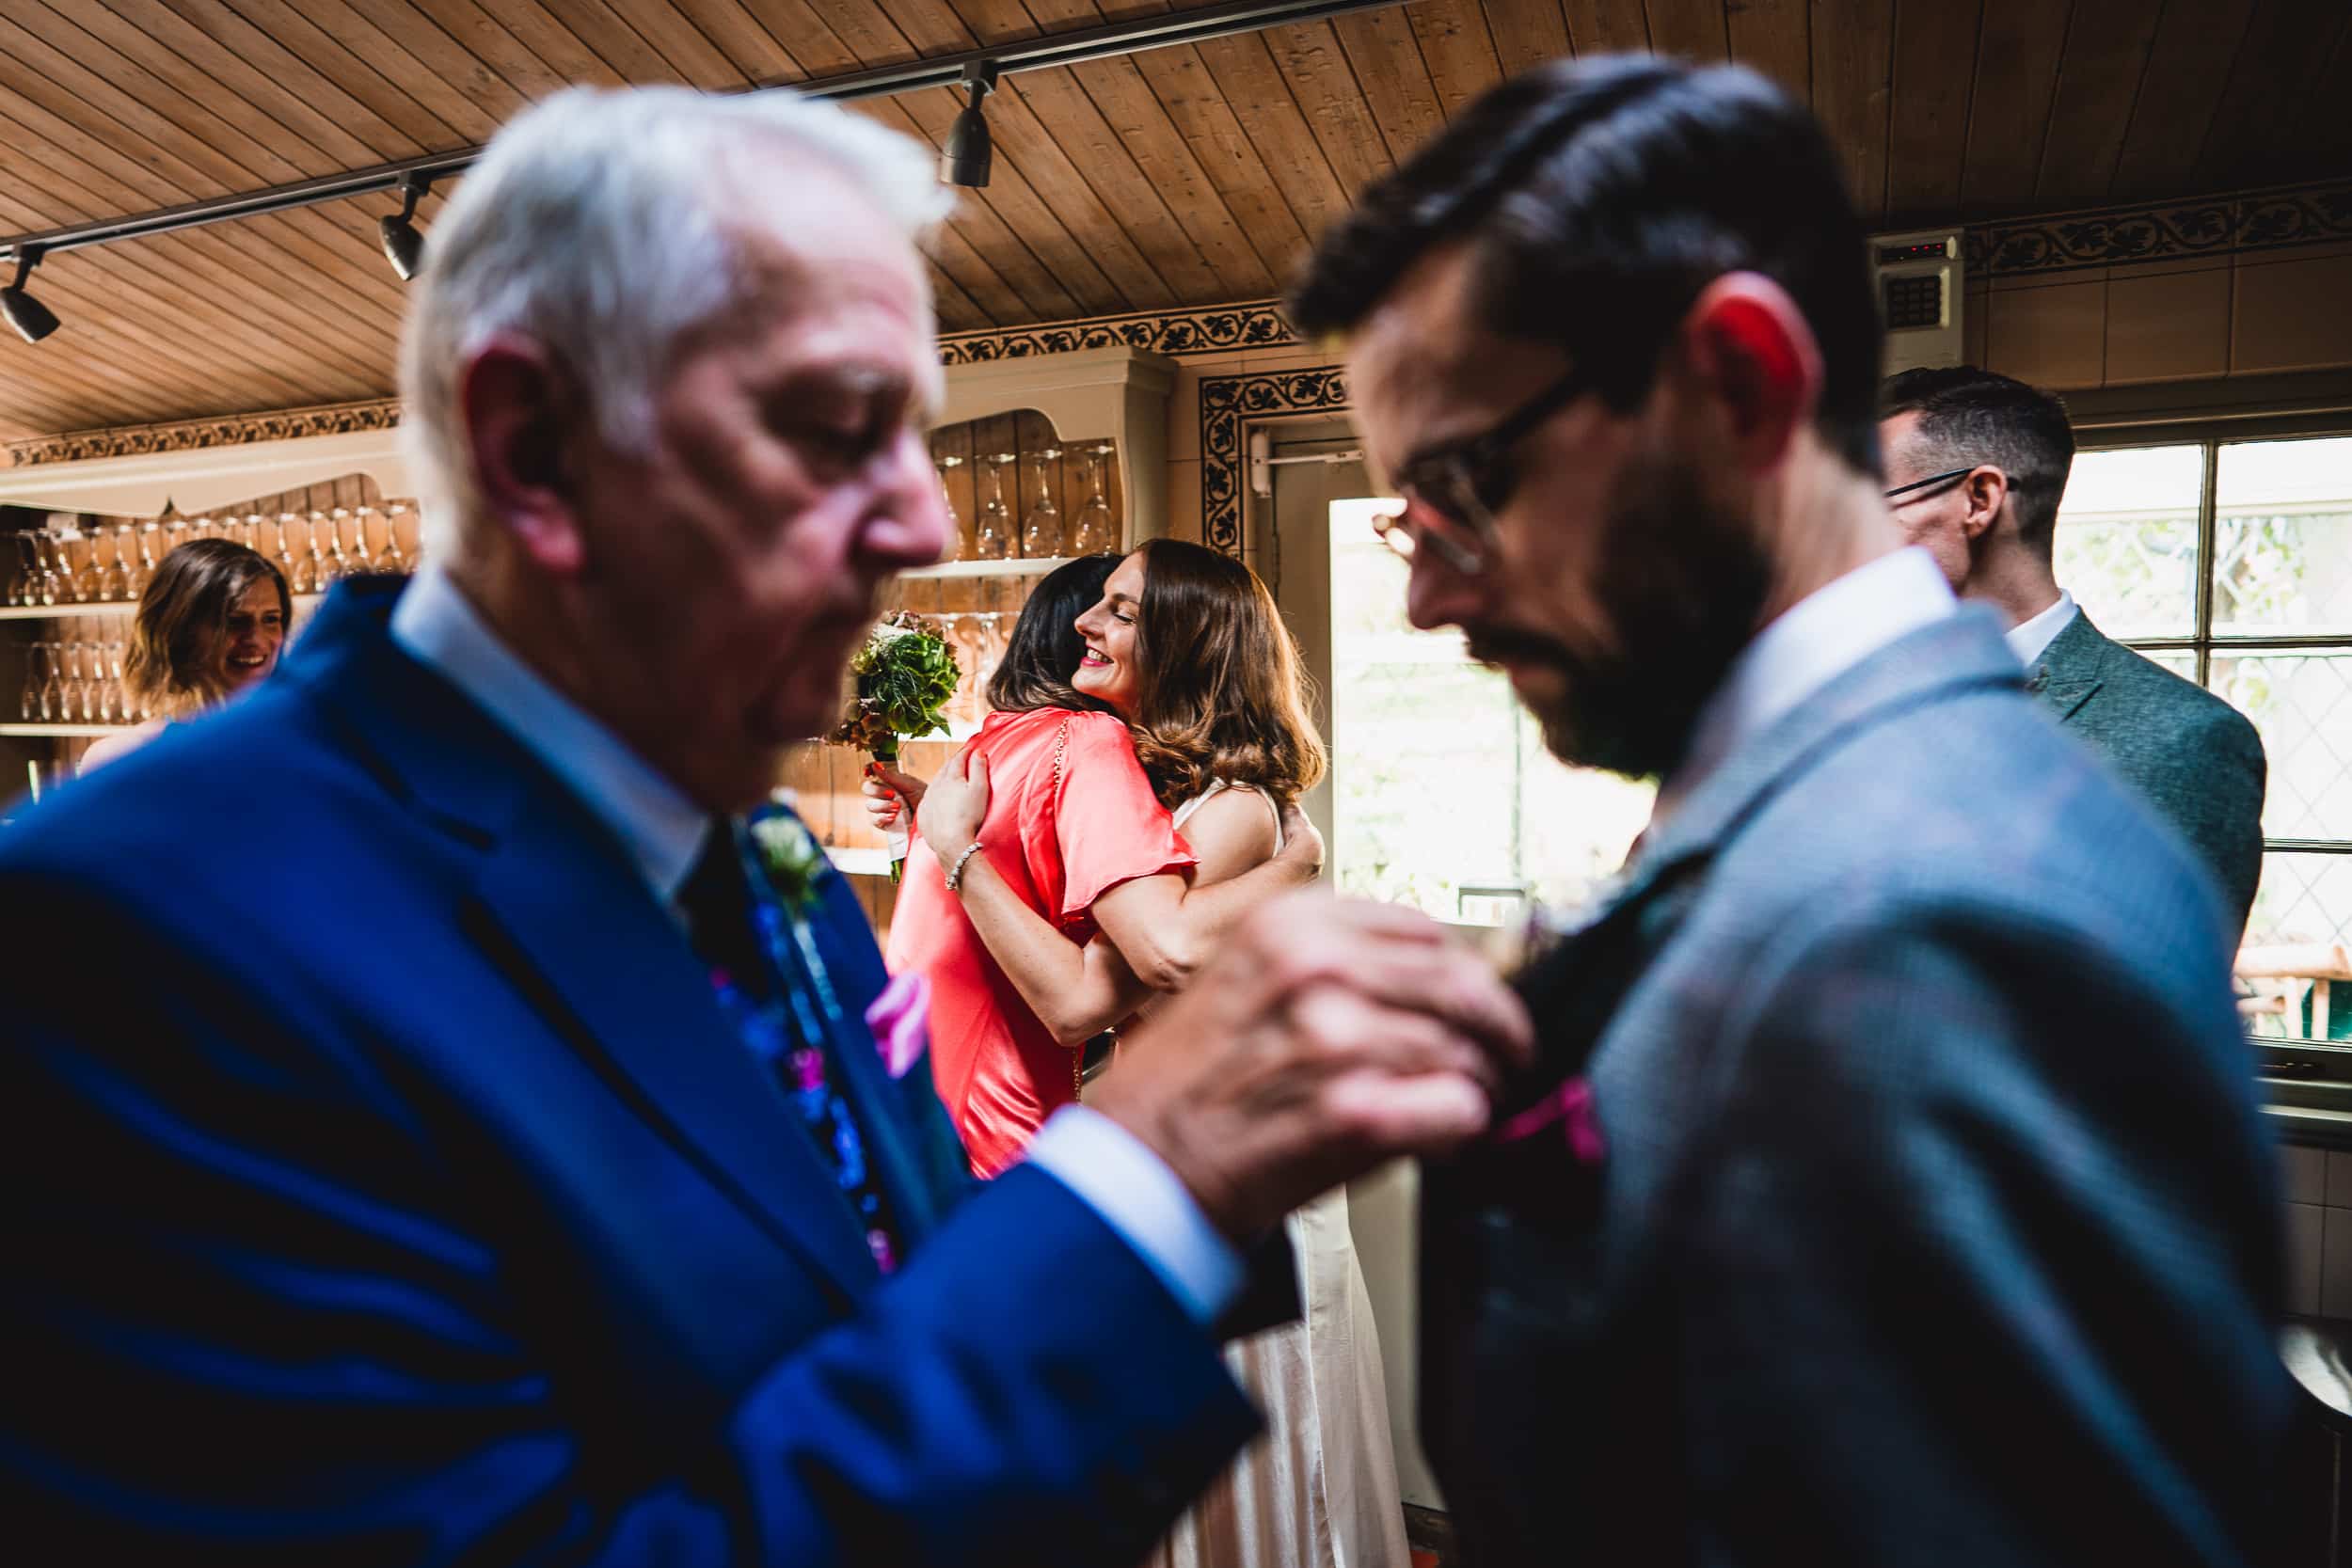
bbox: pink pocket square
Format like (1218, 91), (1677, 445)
(866, 972), (931, 1080)
(1491, 1076), (1604, 1166)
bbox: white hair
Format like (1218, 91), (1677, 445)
(400, 87), (953, 558)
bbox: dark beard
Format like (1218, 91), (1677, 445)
(1468, 455), (1772, 781)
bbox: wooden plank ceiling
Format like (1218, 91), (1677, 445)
(0, 0), (2345, 444)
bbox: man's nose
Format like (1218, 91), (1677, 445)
(1404, 550), (1481, 632)
(866, 433), (953, 566)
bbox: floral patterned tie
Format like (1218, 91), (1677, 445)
(678, 823), (902, 1275)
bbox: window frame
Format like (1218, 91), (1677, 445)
(2066, 401), (2352, 1065)
(2069, 412), (2352, 861)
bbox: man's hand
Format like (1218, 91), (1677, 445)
(1274, 801), (1325, 883)
(1089, 893), (1532, 1238)
(862, 763), (926, 832)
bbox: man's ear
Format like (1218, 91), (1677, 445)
(1679, 271), (1823, 474)
(458, 333), (590, 576)
(1960, 467), (2010, 543)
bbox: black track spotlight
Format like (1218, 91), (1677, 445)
(379, 174), (429, 281)
(3, 245), (58, 344)
(942, 62), (998, 188)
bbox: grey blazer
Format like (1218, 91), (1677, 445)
(1422, 608), (2286, 1567)
(2032, 609), (2266, 942)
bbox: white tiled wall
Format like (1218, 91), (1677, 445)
(2281, 1144), (2352, 1317)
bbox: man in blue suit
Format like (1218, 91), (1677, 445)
(0, 87), (1527, 1563)
(1290, 57), (2287, 1566)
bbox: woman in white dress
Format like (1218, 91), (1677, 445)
(904, 539), (1411, 1568)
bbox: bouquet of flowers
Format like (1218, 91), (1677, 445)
(832, 610), (960, 881)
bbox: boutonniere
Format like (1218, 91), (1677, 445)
(750, 814), (830, 913)
(1490, 1077), (1605, 1167)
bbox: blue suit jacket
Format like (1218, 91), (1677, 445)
(1422, 609), (2289, 1566)
(0, 578), (1255, 1564)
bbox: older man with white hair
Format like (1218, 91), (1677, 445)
(0, 88), (1527, 1564)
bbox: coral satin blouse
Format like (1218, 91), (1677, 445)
(886, 706), (1194, 1177)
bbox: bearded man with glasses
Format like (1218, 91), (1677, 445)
(1880, 365), (2266, 941)
(1294, 55), (2283, 1566)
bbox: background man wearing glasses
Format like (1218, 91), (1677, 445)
(1292, 56), (2283, 1565)
(1882, 365), (2267, 942)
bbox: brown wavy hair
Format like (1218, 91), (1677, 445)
(123, 539), (291, 718)
(1124, 538), (1327, 811)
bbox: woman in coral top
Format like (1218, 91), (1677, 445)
(881, 551), (1320, 1177)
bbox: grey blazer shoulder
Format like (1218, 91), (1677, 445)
(2033, 609), (2265, 939)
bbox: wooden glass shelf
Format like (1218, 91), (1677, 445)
(0, 559), (1068, 617)
(1, 722), (121, 736)
(901, 556), (1078, 580)
(0, 592), (330, 622)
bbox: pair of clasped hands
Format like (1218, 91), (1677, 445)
(865, 752), (1534, 1240)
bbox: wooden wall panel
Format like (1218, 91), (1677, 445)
(1884, 0), (1982, 224)
(1557, 0), (1648, 55)
(1334, 7), (1446, 161)
(2195, 0), (2345, 189)
(2107, 0), (2249, 200)
(0, 0), (2329, 445)
(1809, 0), (1894, 223)
(2031, 0), (2162, 213)
(1723, 0), (1807, 100)
(1480, 0), (1568, 75)
(1958, 0), (2073, 218)
(1641, 0), (1724, 63)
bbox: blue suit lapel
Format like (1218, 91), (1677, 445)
(297, 580), (880, 1303)
(469, 798), (881, 1302)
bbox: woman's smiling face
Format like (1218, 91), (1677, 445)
(1072, 551), (1145, 715)
(213, 576), (286, 694)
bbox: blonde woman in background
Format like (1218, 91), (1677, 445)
(81, 539), (290, 773)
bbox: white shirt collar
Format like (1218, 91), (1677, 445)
(2005, 589), (2077, 669)
(1649, 546), (1960, 832)
(389, 564), (710, 905)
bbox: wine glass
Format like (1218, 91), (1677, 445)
(162, 515), (188, 560)
(975, 454), (1014, 561)
(37, 640), (62, 722)
(136, 522), (161, 590)
(20, 639), (44, 720)
(32, 532), (62, 607)
(8, 530), (36, 606)
(383, 503), (413, 572)
(350, 507), (382, 572)
(322, 509), (355, 582)
(1073, 445), (1117, 555)
(56, 637), (84, 721)
(270, 514), (303, 589)
(105, 523), (139, 600)
(934, 455), (965, 564)
(1020, 448), (1062, 559)
(952, 611), (992, 723)
(305, 512), (334, 589)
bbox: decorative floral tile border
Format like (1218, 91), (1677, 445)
(5, 397), (402, 468)
(1199, 365), (1349, 558)
(937, 299), (1296, 365)
(1968, 180), (2352, 277)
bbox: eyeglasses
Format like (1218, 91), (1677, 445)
(1375, 363), (1598, 574)
(1883, 467), (1977, 503)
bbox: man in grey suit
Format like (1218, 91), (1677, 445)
(1289, 56), (2285, 1565)
(1881, 365), (2267, 941)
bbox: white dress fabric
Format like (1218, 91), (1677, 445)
(1143, 784), (1412, 1568)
